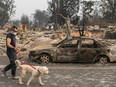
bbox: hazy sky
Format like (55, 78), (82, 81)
(13, 0), (49, 20)
(13, 0), (99, 20)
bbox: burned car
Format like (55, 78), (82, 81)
(29, 37), (115, 64)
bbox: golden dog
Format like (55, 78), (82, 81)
(15, 60), (49, 86)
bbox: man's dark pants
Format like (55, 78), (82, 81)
(3, 52), (17, 77)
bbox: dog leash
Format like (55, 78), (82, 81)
(16, 48), (36, 70)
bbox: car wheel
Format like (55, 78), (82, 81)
(98, 56), (108, 65)
(39, 54), (50, 64)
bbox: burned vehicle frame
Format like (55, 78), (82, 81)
(29, 37), (115, 64)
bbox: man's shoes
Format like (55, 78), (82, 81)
(12, 76), (19, 80)
(2, 70), (7, 77)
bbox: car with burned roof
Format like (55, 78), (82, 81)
(29, 37), (115, 64)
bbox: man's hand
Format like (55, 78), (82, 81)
(14, 47), (19, 54)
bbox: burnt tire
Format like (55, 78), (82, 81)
(98, 56), (109, 65)
(39, 54), (50, 64)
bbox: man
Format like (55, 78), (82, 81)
(2, 26), (19, 79)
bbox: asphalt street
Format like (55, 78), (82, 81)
(1, 56), (116, 87)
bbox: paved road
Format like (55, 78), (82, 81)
(1, 56), (116, 87)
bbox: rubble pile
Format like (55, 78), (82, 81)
(104, 30), (116, 39)
(99, 39), (116, 46)
(17, 31), (54, 54)
(0, 29), (116, 56)
(0, 30), (7, 55)
(0, 29), (57, 55)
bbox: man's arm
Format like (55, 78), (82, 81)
(6, 38), (15, 49)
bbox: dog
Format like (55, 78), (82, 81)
(15, 60), (49, 86)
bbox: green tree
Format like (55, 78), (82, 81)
(33, 10), (50, 27)
(10, 19), (20, 26)
(79, 0), (94, 36)
(0, 0), (15, 27)
(21, 14), (29, 25)
(48, 0), (80, 26)
(101, 0), (116, 23)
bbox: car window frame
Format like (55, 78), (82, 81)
(80, 38), (98, 48)
(58, 38), (79, 48)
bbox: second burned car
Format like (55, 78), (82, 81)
(29, 37), (116, 64)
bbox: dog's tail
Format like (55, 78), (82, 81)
(15, 60), (22, 67)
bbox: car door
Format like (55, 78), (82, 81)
(79, 38), (98, 62)
(55, 39), (79, 62)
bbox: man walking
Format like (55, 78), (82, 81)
(2, 26), (18, 79)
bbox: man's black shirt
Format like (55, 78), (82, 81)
(6, 33), (16, 53)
